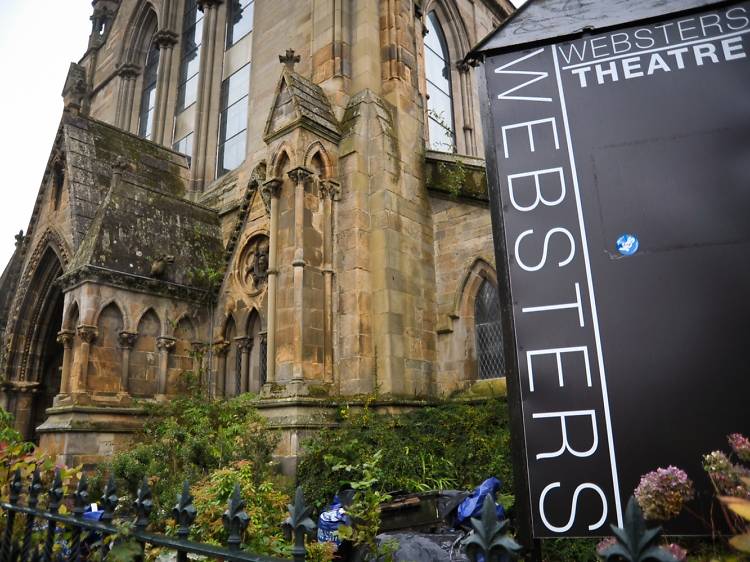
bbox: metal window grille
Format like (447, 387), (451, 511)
(475, 280), (504, 380)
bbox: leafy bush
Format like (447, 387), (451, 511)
(297, 398), (514, 511)
(101, 393), (279, 522)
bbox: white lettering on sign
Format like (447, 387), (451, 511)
(539, 483), (608, 533)
(521, 282), (585, 327)
(563, 23), (749, 88)
(526, 346), (592, 392)
(533, 410), (599, 459)
(507, 167), (566, 211)
(501, 118), (560, 158)
(494, 48), (553, 102)
(514, 228), (576, 272)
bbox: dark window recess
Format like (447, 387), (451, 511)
(138, 41), (160, 139)
(475, 279), (504, 380)
(177, 0), (204, 111)
(259, 336), (267, 386)
(217, 64), (250, 177)
(52, 162), (65, 209)
(424, 12), (455, 152)
(235, 344), (242, 396)
(226, 0), (254, 48)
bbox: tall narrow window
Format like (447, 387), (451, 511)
(226, 0), (255, 47)
(424, 13), (455, 152)
(217, 64), (250, 177)
(138, 40), (160, 139)
(475, 279), (504, 380)
(177, 0), (203, 112)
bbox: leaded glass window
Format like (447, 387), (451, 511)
(177, 0), (204, 111)
(424, 12), (455, 152)
(217, 64), (250, 177)
(138, 41), (160, 139)
(475, 280), (504, 380)
(226, 0), (254, 48)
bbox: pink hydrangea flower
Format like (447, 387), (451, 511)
(728, 433), (750, 463)
(634, 466), (694, 521)
(660, 543), (687, 561)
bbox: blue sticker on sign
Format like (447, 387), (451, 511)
(616, 234), (639, 256)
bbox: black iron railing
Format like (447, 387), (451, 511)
(0, 468), (313, 562)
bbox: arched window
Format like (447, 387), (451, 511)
(424, 12), (455, 152)
(475, 279), (504, 379)
(138, 40), (160, 139)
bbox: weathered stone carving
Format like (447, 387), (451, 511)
(150, 255), (175, 279)
(238, 235), (270, 293)
(117, 331), (138, 349)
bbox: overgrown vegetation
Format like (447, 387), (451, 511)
(297, 398), (514, 512)
(99, 392), (279, 523)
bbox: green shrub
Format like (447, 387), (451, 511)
(101, 393), (279, 523)
(297, 398), (514, 511)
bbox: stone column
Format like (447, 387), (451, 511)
(117, 331), (138, 394)
(456, 61), (477, 156)
(56, 329), (75, 395)
(10, 382), (40, 441)
(152, 29), (179, 145)
(75, 325), (97, 393)
(288, 167), (313, 382)
(115, 64), (140, 131)
(235, 337), (252, 394)
(261, 178), (282, 384)
(213, 341), (230, 397)
(320, 180), (341, 384)
(156, 336), (176, 396)
(192, 0), (224, 191)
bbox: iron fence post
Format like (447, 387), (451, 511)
(1, 470), (23, 562)
(43, 470), (63, 562)
(21, 470), (42, 562)
(172, 481), (196, 562)
(70, 475), (89, 562)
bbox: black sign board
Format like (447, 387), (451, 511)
(477, 0), (750, 537)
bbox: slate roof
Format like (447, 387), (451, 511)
(66, 173), (222, 289)
(469, 0), (727, 56)
(264, 68), (340, 143)
(62, 115), (192, 247)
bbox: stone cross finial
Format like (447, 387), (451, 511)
(279, 49), (301, 72)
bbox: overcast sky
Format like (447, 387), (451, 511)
(0, 1), (91, 269)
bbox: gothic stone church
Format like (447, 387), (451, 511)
(0, 0), (513, 468)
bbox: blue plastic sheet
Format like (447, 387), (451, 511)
(456, 477), (506, 525)
(317, 495), (351, 548)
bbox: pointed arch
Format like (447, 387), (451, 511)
(174, 315), (196, 341)
(304, 142), (333, 179)
(63, 300), (80, 331)
(94, 299), (128, 332)
(131, 306), (161, 397)
(422, 0), (472, 56)
(454, 257), (498, 319)
(121, 1), (160, 66)
(135, 307), (161, 335)
(270, 146), (293, 178)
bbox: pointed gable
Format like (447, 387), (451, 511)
(264, 69), (341, 144)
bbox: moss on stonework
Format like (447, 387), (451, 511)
(424, 154), (488, 202)
(88, 120), (188, 198)
(452, 378), (508, 400)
